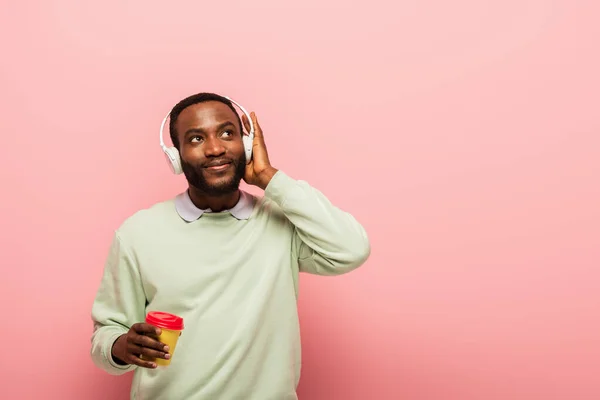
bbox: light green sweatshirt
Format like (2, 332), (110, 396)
(90, 170), (370, 400)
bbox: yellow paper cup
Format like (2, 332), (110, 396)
(144, 311), (184, 366)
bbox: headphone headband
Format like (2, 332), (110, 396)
(159, 96), (255, 174)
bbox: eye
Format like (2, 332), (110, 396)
(221, 130), (233, 138)
(190, 135), (203, 143)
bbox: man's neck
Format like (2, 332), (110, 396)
(187, 188), (241, 213)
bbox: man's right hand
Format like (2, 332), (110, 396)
(111, 323), (170, 369)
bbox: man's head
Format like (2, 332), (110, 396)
(168, 93), (247, 196)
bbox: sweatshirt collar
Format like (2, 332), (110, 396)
(174, 189), (253, 222)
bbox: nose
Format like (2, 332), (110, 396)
(203, 136), (226, 157)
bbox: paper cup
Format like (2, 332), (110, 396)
(144, 311), (184, 366)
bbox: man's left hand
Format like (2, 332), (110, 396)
(242, 112), (278, 190)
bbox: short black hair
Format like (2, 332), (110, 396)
(168, 92), (243, 150)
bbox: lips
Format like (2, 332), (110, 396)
(204, 159), (232, 168)
(204, 159), (232, 172)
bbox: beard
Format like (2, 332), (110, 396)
(181, 153), (246, 196)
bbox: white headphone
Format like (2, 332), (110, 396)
(159, 96), (255, 175)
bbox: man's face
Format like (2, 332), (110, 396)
(175, 101), (246, 196)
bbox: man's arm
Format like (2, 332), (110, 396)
(90, 231), (146, 375)
(264, 170), (371, 275)
(241, 111), (370, 275)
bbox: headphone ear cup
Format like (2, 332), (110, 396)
(164, 146), (183, 175)
(243, 134), (253, 164)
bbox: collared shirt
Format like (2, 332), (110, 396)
(174, 190), (254, 222)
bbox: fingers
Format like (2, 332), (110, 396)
(250, 112), (263, 138)
(243, 112), (263, 138)
(124, 323), (170, 368)
(122, 338), (169, 369)
(129, 342), (170, 362)
(241, 113), (251, 134)
(132, 322), (161, 336)
(132, 333), (169, 353)
(128, 353), (158, 369)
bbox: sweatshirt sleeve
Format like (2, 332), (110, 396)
(264, 170), (371, 276)
(90, 231), (146, 375)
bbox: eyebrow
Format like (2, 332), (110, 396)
(184, 121), (236, 137)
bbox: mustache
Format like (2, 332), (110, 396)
(203, 158), (234, 168)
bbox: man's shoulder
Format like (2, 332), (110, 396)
(116, 197), (178, 237)
(251, 191), (291, 227)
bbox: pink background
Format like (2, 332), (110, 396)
(1, 0), (599, 399)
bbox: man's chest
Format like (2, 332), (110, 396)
(132, 220), (297, 315)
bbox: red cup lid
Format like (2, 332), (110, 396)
(146, 311), (184, 331)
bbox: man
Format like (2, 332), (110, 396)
(90, 92), (371, 399)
